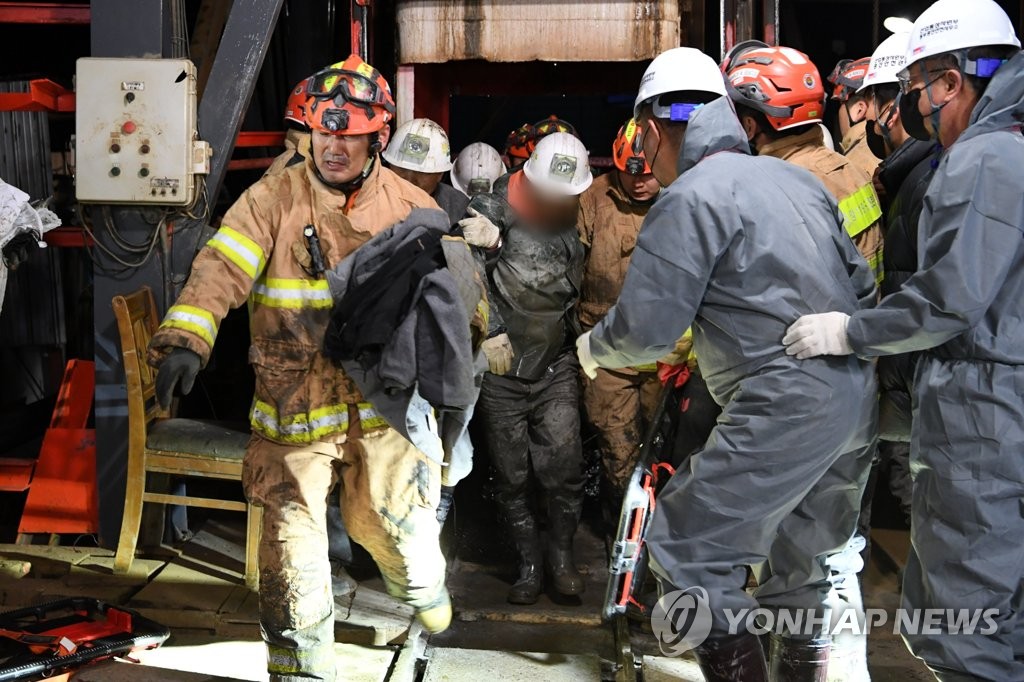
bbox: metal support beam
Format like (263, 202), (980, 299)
(0, 2), (89, 24)
(351, 0), (371, 60)
(89, 0), (283, 545)
(720, 0), (755, 59)
(763, 0), (779, 46)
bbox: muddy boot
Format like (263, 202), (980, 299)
(767, 633), (830, 682)
(502, 498), (543, 605)
(436, 485), (455, 528)
(546, 494), (585, 596)
(694, 632), (769, 682)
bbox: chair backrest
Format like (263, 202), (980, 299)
(112, 287), (168, 432)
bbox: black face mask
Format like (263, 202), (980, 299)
(899, 88), (933, 141)
(865, 122), (889, 160)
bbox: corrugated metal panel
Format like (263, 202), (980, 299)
(0, 80), (64, 349)
(396, 1), (680, 63)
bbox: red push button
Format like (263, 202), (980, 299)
(121, 121), (137, 134)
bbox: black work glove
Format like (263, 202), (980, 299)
(2, 233), (38, 270)
(155, 348), (201, 409)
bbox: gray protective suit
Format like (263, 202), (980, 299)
(433, 182), (471, 226)
(590, 95), (878, 636)
(844, 51), (1024, 681)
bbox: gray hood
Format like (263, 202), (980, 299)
(677, 95), (751, 175)
(962, 49), (1024, 144)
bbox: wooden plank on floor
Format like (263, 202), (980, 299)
(129, 560), (240, 613)
(337, 586), (415, 646)
(872, 528), (911, 572)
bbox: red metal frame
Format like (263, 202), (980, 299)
(45, 227), (93, 248)
(0, 2), (89, 25)
(235, 131), (285, 147)
(0, 79), (75, 113)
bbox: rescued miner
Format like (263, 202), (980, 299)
(784, 1), (1024, 678)
(383, 117), (469, 224)
(464, 132), (591, 606)
(577, 47), (877, 680)
(148, 55), (489, 681)
(576, 119), (661, 508)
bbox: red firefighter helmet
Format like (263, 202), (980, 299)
(827, 57), (871, 101)
(727, 46), (826, 131)
(283, 77), (312, 127)
(612, 119), (651, 175)
(304, 54), (395, 135)
(504, 123), (536, 163)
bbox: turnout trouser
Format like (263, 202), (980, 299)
(242, 425), (445, 682)
(582, 366), (660, 493)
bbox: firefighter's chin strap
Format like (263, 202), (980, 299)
(314, 132), (381, 194)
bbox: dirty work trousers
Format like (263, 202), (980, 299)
(242, 426), (445, 682)
(646, 355), (876, 636)
(902, 357), (1024, 681)
(582, 366), (660, 493)
(478, 351), (585, 509)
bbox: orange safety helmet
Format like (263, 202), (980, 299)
(304, 54), (395, 135)
(727, 46), (826, 131)
(827, 57), (871, 101)
(283, 77), (312, 127)
(612, 119), (650, 175)
(504, 123), (536, 163)
(504, 115), (578, 163)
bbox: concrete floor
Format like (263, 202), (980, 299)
(0, 511), (932, 681)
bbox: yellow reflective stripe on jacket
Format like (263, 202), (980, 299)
(251, 277), (333, 309)
(250, 400), (387, 443)
(868, 249), (884, 286)
(208, 225), (267, 280)
(838, 184), (882, 239)
(160, 304), (218, 347)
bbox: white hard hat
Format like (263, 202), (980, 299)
(522, 132), (592, 196)
(859, 31), (912, 92)
(634, 47), (727, 120)
(904, 0), (1020, 72)
(451, 142), (507, 197)
(819, 123), (836, 152)
(382, 118), (453, 173)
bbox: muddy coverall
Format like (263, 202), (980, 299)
(589, 97), (877, 641)
(148, 157), (442, 682)
(839, 120), (883, 181)
(844, 52), (1024, 681)
(761, 125), (884, 286)
(470, 172), (586, 574)
(577, 171), (659, 493)
(759, 121), (882, 681)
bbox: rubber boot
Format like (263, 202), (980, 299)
(694, 632), (769, 682)
(767, 633), (830, 682)
(501, 497), (543, 605)
(415, 586), (452, 634)
(436, 485), (455, 528)
(546, 494), (585, 596)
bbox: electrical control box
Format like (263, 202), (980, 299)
(75, 58), (210, 206)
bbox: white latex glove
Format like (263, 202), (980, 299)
(576, 331), (600, 379)
(458, 208), (500, 248)
(783, 312), (853, 359)
(482, 333), (513, 375)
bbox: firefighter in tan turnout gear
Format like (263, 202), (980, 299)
(728, 45), (885, 285)
(577, 120), (661, 503)
(148, 55), (454, 682)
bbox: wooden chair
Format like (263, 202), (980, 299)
(111, 286), (261, 589)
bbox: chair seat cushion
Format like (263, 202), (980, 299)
(146, 419), (250, 459)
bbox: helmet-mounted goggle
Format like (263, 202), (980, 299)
(306, 67), (395, 130)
